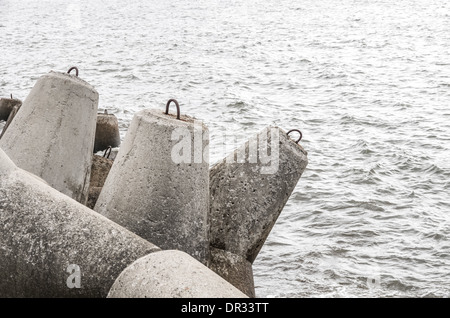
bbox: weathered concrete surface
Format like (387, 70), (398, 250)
(86, 186), (102, 210)
(0, 97), (22, 121)
(209, 126), (308, 264)
(209, 247), (255, 298)
(86, 154), (113, 209)
(0, 71), (98, 205)
(0, 148), (160, 298)
(89, 154), (113, 188)
(94, 112), (121, 152)
(95, 108), (210, 265)
(107, 250), (248, 298)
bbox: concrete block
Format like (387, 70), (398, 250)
(95, 105), (209, 265)
(0, 148), (160, 297)
(0, 96), (21, 121)
(209, 126), (308, 263)
(86, 186), (102, 210)
(209, 247), (255, 298)
(107, 250), (248, 298)
(0, 100), (22, 139)
(86, 154), (113, 209)
(0, 70), (99, 204)
(94, 110), (121, 152)
(89, 154), (113, 188)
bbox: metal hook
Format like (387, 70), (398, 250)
(165, 99), (180, 120)
(103, 146), (112, 159)
(287, 129), (302, 144)
(67, 66), (79, 77)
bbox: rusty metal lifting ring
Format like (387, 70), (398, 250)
(103, 146), (112, 159)
(287, 129), (302, 144)
(165, 99), (180, 120)
(67, 67), (79, 77)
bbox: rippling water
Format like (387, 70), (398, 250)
(1, 0), (449, 298)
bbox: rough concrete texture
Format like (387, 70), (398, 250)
(0, 97), (22, 121)
(0, 71), (98, 204)
(89, 154), (113, 188)
(86, 155), (113, 209)
(210, 126), (308, 263)
(107, 250), (248, 298)
(209, 247), (255, 298)
(94, 112), (121, 152)
(87, 186), (102, 210)
(95, 108), (210, 265)
(0, 148), (160, 297)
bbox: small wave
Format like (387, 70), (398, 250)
(422, 232), (446, 241)
(94, 60), (118, 66)
(339, 114), (391, 128)
(393, 102), (411, 109)
(113, 74), (140, 80)
(385, 277), (416, 292)
(420, 291), (447, 298)
(423, 163), (448, 176)
(337, 229), (380, 238)
(226, 101), (248, 110)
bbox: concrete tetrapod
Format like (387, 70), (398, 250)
(0, 96), (22, 121)
(208, 126), (308, 296)
(107, 250), (247, 298)
(94, 111), (121, 152)
(95, 104), (210, 265)
(0, 100), (22, 139)
(209, 247), (255, 298)
(0, 148), (160, 297)
(86, 154), (113, 209)
(0, 70), (98, 204)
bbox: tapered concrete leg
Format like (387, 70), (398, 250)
(95, 108), (210, 265)
(209, 247), (255, 298)
(208, 126), (308, 295)
(0, 71), (98, 204)
(107, 250), (247, 298)
(209, 126), (308, 263)
(0, 148), (160, 298)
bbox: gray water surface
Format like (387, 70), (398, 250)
(1, 0), (449, 298)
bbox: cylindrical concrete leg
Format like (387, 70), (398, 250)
(107, 250), (247, 298)
(0, 96), (21, 121)
(94, 111), (121, 152)
(209, 126), (308, 263)
(209, 247), (255, 298)
(95, 106), (210, 265)
(0, 70), (99, 204)
(0, 148), (160, 298)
